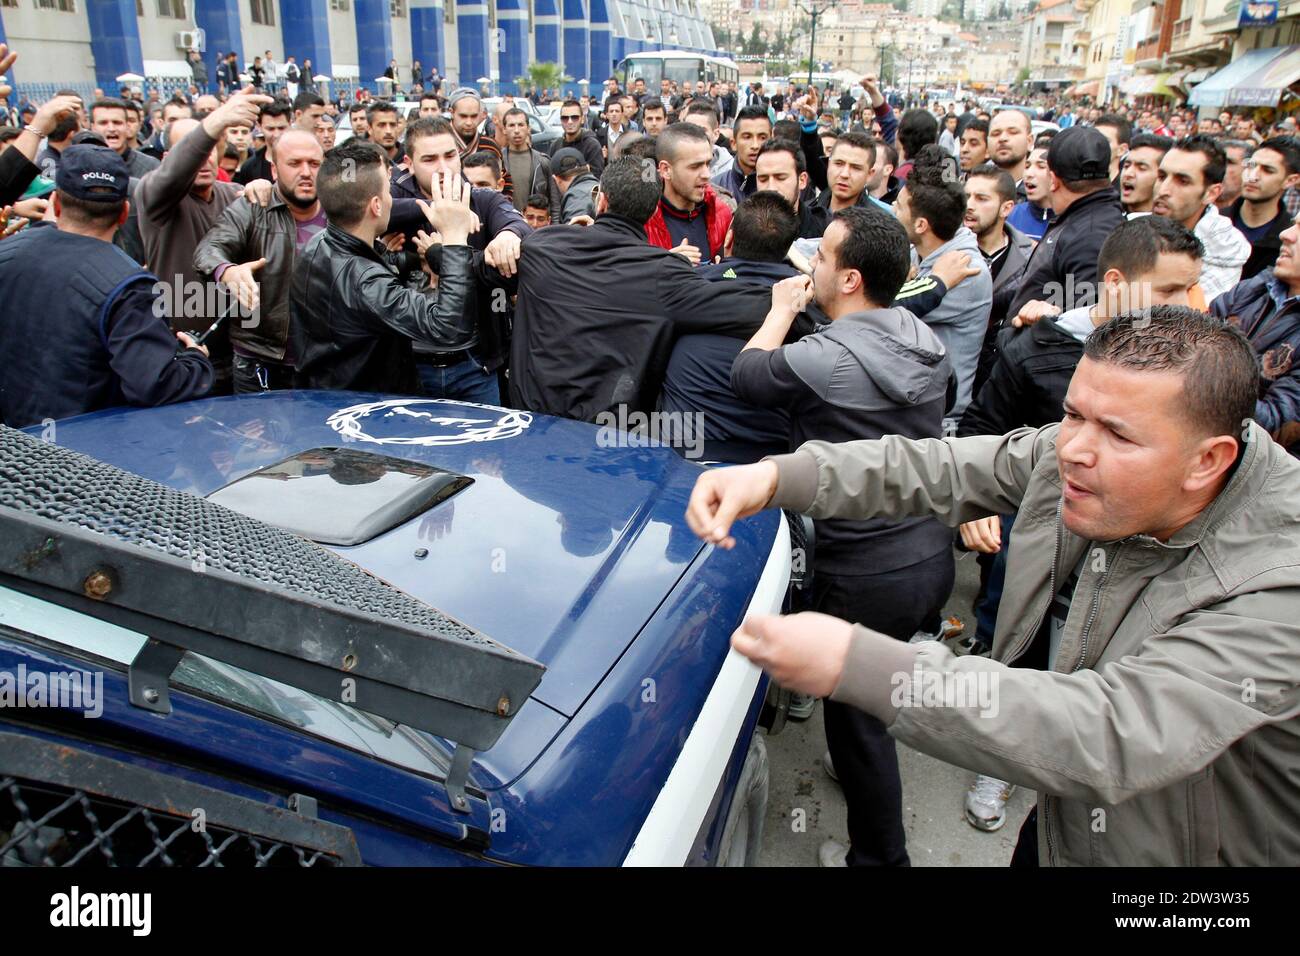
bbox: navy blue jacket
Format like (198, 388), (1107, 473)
(0, 224), (212, 428)
(1211, 269), (1300, 453)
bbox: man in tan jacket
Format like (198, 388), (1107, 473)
(688, 306), (1300, 865)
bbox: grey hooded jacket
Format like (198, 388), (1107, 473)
(732, 306), (955, 574)
(915, 226), (993, 419)
(767, 421), (1300, 865)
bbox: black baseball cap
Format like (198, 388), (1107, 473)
(1047, 125), (1112, 181)
(551, 147), (588, 176)
(55, 144), (131, 202)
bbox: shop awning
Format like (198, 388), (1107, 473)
(1189, 46), (1293, 107)
(1184, 67), (1214, 85)
(1122, 72), (1175, 97)
(1229, 45), (1300, 106)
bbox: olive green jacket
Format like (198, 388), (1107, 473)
(769, 422), (1300, 865)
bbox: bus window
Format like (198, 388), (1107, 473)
(664, 58), (702, 86)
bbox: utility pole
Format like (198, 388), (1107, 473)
(796, 0), (838, 90)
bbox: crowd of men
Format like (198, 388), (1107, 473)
(2, 35), (1299, 868)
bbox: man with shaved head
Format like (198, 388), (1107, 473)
(196, 129), (327, 392)
(988, 108), (1034, 201)
(136, 86), (274, 392)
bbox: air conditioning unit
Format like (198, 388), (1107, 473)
(175, 29), (206, 53)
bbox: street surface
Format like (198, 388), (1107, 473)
(759, 546), (1035, 866)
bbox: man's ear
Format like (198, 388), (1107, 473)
(723, 227), (734, 255)
(596, 190), (609, 215)
(1205, 181), (1223, 205)
(118, 199), (130, 227)
(1184, 432), (1241, 495)
(999, 198), (1015, 220)
(1286, 171), (1300, 192)
(798, 170), (809, 194)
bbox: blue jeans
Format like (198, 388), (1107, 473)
(415, 356), (501, 404)
(973, 510), (1017, 651)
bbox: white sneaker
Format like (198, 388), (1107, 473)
(818, 838), (849, 867)
(964, 774), (1015, 832)
(822, 750), (838, 783)
(787, 692), (815, 721)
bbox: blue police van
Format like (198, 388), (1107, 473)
(0, 393), (794, 866)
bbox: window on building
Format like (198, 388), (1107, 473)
(155, 0), (185, 17)
(0, 0), (18, 7)
(134, 0), (143, 14)
(391, 0), (407, 15)
(488, 0), (496, 29)
(445, 1), (454, 23)
(331, 0), (351, 10)
(251, 0), (275, 25)
(35, 0), (76, 10)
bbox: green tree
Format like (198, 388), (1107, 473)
(527, 61), (566, 92)
(748, 22), (768, 56)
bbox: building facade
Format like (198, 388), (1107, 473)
(0, 0), (719, 100)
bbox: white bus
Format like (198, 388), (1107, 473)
(614, 51), (740, 92)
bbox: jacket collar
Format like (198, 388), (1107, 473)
(1055, 185), (1119, 223)
(1156, 421), (1274, 550)
(324, 222), (387, 264)
(594, 212), (653, 240)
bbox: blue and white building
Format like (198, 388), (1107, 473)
(0, 0), (721, 102)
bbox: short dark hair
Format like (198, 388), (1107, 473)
(731, 191), (799, 261)
(561, 98), (582, 112)
(293, 91), (326, 113)
(902, 150), (966, 241)
(877, 141), (898, 169)
(1128, 132), (1174, 156)
(898, 109), (939, 159)
(55, 189), (125, 229)
(49, 110), (81, 142)
(1172, 133), (1227, 186)
(735, 105), (773, 130)
(419, 93), (441, 107)
(405, 115), (456, 156)
(0, 127), (20, 146)
(525, 192), (549, 210)
(260, 101), (293, 122)
(503, 106), (529, 125)
(831, 206), (911, 306)
(1084, 308), (1259, 440)
(622, 136), (658, 163)
(366, 100), (399, 124)
(775, 116), (807, 138)
(463, 149), (502, 181)
(89, 98), (128, 123)
(657, 121), (711, 163)
(1098, 215), (1203, 278)
(317, 140), (387, 228)
(966, 163), (1016, 205)
(684, 100), (720, 128)
(600, 156), (661, 222)
(831, 130), (877, 168)
(962, 118), (989, 141)
(1095, 113), (1132, 147)
(641, 97), (665, 115)
(756, 138), (806, 174)
(1254, 135), (1300, 176)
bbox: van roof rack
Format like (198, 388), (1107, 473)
(0, 426), (544, 815)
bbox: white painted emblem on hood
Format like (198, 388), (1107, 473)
(327, 399), (532, 446)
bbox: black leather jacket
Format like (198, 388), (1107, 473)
(290, 224), (474, 394)
(194, 189), (303, 362)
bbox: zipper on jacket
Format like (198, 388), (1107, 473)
(1072, 544), (1116, 673)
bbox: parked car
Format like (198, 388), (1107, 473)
(0, 393), (793, 866)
